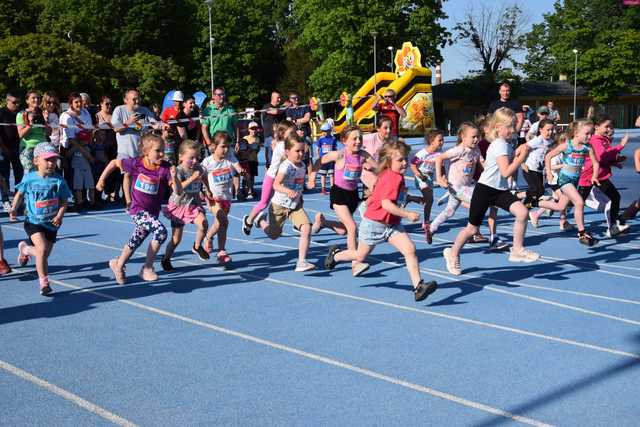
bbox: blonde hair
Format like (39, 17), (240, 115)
(378, 139), (410, 174)
(178, 139), (199, 155)
(139, 133), (164, 154)
(456, 122), (478, 145)
(567, 118), (593, 139)
(486, 107), (516, 142)
(210, 131), (231, 148)
(284, 133), (305, 150)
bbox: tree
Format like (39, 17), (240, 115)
(522, 0), (640, 101)
(453, 3), (528, 81)
(111, 52), (187, 105)
(0, 0), (39, 37)
(292, 0), (450, 99)
(0, 33), (114, 97)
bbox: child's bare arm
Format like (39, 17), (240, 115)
(9, 192), (24, 221)
(96, 159), (123, 191)
(273, 172), (297, 199)
(51, 200), (67, 227)
(381, 199), (419, 222)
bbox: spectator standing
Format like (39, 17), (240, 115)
(42, 92), (61, 147)
(94, 96), (118, 203)
(488, 82), (524, 140)
(201, 87), (238, 145)
(261, 91), (284, 168)
(285, 91), (312, 139)
(372, 89), (406, 137)
(547, 100), (561, 123)
(0, 93), (23, 188)
(111, 89), (154, 160)
(16, 90), (48, 173)
(180, 95), (201, 143)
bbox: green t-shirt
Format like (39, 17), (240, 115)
(202, 104), (236, 139)
(16, 110), (48, 149)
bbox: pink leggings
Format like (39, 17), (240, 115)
(250, 175), (275, 216)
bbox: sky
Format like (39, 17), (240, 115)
(438, 0), (558, 82)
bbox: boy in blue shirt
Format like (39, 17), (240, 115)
(9, 142), (71, 295)
(315, 122), (338, 194)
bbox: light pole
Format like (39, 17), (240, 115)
(572, 49), (578, 122)
(372, 31), (378, 126)
(205, 0), (214, 96)
(387, 46), (394, 71)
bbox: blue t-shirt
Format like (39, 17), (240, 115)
(16, 172), (71, 230)
(316, 135), (337, 157)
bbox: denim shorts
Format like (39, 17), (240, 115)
(359, 217), (404, 246)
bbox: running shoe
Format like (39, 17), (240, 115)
(352, 262), (370, 277)
(2, 200), (12, 213)
(422, 222), (433, 244)
(508, 248), (540, 263)
(109, 259), (126, 285)
(414, 280), (438, 302)
(241, 214), (253, 236)
(192, 244), (210, 261)
(17, 241), (30, 266)
(578, 231), (598, 246)
(559, 222), (575, 232)
(443, 248), (461, 276)
(217, 250), (232, 264)
(295, 260), (316, 272)
(39, 277), (52, 296)
(161, 258), (175, 272)
(489, 237), (510, 251)
(616, 219), (630, 234)
(325, 245), (341, 270)
(139, 266), (159, 282)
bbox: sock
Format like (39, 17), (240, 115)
(39, 276), (49, 287)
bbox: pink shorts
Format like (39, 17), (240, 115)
(163, 202), (205, 227)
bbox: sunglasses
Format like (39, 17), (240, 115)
(249, 127), (258, 130)
(384, 95), (394, 99)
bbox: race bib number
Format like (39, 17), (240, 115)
(322, 144), (333, 155)
(343, 164), (362, 181)
(134, 174), (159, 195)
(35, 198), (58, 220)
(211, 167), (232, 184)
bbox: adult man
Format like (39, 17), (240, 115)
(0, 92), (23, 189)
(111, 89), (155, 159)
(547, 100), (561, 123)
(80, 93), (98, 125)
(285, 91), (311, 138)
(488, 82), (524, 136)
(261, 91), (284, 167)
(201, 87), (238, 145)
(372, 89), (406, 137)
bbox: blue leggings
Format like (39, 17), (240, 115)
(127, 211), (168, 250)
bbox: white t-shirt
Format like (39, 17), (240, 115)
(549, 153), (563, 185)
(411, 147), (441, 189)
(526, 121), (540, 141)
(271, 159), (305, 209)
(47, 112), (61, 147)
(266, 140), (286, 178)
(59, 109), (92, 149)
(478, 138), (513, 190)
(112, 105), (154, 159)
(525, 136), (553, 172)
(202, 156), (236, 200)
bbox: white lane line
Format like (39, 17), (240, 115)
(41, 277), (551, 427)
(7, 224), (638, 362)
(70, 215), (640, 325)
(0, 359), (137, 427)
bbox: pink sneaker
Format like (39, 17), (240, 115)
(17, 241), (30, 267)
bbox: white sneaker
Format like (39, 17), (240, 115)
(352, 262), (370, 277)
(509, 248), (540, 263)
(2, 201), (11, 212)
(616, 220), (630, 233)
(253, 210), (266, 228)
(295, 260), (316, 272)
(443, 248), (461, 276)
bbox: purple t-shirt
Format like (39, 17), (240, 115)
(122, 157), (172, 217)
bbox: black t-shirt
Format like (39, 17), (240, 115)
(261, 103), (285, 138)
(0, 107), (19, 151)
(488, 99), (522, 115)
(285, 105), (311, 137)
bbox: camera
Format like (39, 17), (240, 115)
(30, 107), (46, 125)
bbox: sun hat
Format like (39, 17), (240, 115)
(34, 142), (59, 160)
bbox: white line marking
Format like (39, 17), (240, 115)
(41, 276), (552, 427)
(0, 359), (137, 427)
(6, 224), (639, 362)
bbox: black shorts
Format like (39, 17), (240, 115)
(330, 185), (360, 214)
(468, 183), (520, 226)
(248, 161), (259, 177)
(24, 222), (58, 244)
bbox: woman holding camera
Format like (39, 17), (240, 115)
(16, 90), (48, 173)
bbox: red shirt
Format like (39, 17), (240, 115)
(377, 103), (400, 136)
(160, 106), (180, 123)
(364, 169), (407, 225)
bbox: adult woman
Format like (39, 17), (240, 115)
(16, 90), (48, 172)
(95, 96), (119, 202)
(42, 92), (61, 147)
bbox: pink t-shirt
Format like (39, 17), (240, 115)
(361, 132), (384, 190)
(445, 145), (481, 187)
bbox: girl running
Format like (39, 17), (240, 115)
(311, 125), (377, 276)
(578, 114), (630, 238)
(10, 143), (71, 295)
(443, 108), (539, 276)
(522, 119), (555, 209)
(161, 140), (210, 271)
(409, 129), (444, 243)
(430, 123), (482, 236)
(97, 133), (181, 284)
(255, 134), (316, 272)
(242, 120), (296, 235)
(202, 131), (245, 264)
(542, 119), (600, 246)
(324, 139), (438, 302)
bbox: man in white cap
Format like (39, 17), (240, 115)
(160, 90), (188, 145)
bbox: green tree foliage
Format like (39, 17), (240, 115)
(522, 0), (640, 102)
(292, 0), (449, 98)
(0, 0), (39, 37)
(111, 52), (187, 104)
(0, 34), (113, 97)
